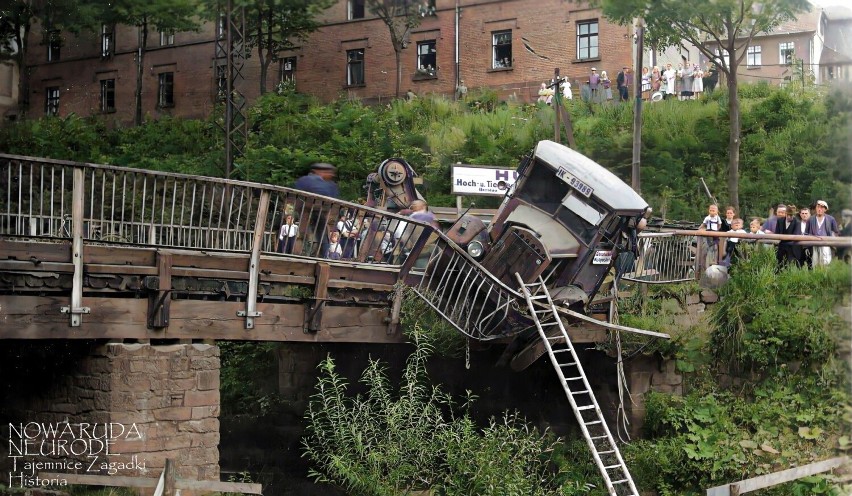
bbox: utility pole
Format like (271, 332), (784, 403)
(554, 68), (561, 144)
(631, 18), (644, 194)
(215, 0), (248, 179)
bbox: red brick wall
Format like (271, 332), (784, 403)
(23, 0), (636, 123)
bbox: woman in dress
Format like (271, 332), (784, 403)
(692, 63), (704, 98)
(641, 66), (651, 100)
(600, 71), (613, 101)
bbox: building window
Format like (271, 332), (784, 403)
(779, 41), (795, 64)
(418, 0), (436, 17)
(348, 0), (365, 20)
(47, 30), (61, 62)
(746, 45), (761, 67)
(492, 30), (512, 69)
(346, 49), (365, 86)
(279, 56), (296, 82)
(158, 72), (174, 107)
(100, 79), (115, 112)
(576, 21), (599, 60)
(160, 31), (175, 46)
(416, 40), (436, 75)
(101, 24), (113, 58)
(45, 86), (59, 116)
(714, 47), (730, 68)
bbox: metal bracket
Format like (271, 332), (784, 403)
(237, 310), (263, 318)
(60, 306), (91, 315)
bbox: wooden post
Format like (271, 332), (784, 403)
(239, 189), (269, 329)
(163, 458), (176, 496)
(62, 166), (90, 326)
(553, 68), (561, 144)
(632, 18), (644, 193)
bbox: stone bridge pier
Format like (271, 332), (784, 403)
(2, 342), (220, 486)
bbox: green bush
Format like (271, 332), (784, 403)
(302, 329), (582, 495)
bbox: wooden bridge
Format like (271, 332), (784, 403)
(0, 153), (619, 345)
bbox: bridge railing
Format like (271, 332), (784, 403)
(1, 153), (525, 338)
(621, 232), (699, 284)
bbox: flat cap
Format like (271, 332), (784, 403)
(816, 199), (829, 210)
(310, 162), (336, 171)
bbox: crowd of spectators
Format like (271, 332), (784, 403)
(699, 200), (847, 271)
(537, 61), (720, 106)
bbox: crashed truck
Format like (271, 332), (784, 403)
(366, 139), (654, 496)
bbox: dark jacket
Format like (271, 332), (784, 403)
(294, 173), (339, 198)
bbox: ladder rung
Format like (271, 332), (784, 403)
(559, 362), (577, 366)
(604, 464), (622, 470)
(577, 405), (595, 411)
(585, 420), (602, 425)
(591, 435), (608, 440)
(571, 390), (588, 395)
(598, 450), (615, 455)
(552, 348), (573, 354)
(611, 479), (628, 485)
(565, 376), (584, 381)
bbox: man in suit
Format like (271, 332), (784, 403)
(807, 200), (839, 266)
(762, 203), (795, 268)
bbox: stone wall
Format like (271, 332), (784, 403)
(2, 342), (220, 489)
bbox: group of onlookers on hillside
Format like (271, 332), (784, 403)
(537, 62), (720, 106)
(699, 201), (850, 270)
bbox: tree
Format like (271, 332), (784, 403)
(0, 0), (100, 116)
(599, 0), (810, 212)
(98, 0), (201, 126)
(245, 0), (332, 95)
(366, 0), (423, 99)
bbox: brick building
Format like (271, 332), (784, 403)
(701, 8), (825, 87)
(20, 0), (635, 123)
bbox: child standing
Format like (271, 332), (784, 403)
(699, 204), (723, 267)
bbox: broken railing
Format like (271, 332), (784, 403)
(0, 153), (523, 338)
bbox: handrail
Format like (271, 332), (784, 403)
(1, 153), (525, 340)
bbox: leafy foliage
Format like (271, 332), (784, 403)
(302, 329), (577, 495)
(617, 250), (851, 495)
(710, 245), (851, 370)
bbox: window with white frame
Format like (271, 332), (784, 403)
(348, 0), (365, 20)
(158, 72), (174, 107)
(279, 56), (296, 82)
(47, 30), (61, 62)
(45, 86), (59, 116)
(576, 21), (599, 60)
(779, 42), (795, 64)
(746, 45), (761, 66)
(346, 49), (365, 86)
(416, 40), (436, 75)
(492, 30), (512, 69)
(100, 79), (115, 112)
(714, 47), (730, 68)
(101, 24), (113, 58)
(160, 31), (174, 46)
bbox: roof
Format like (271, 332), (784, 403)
(821, 8), (852, 64)
(822, 5), (852, 20)
(755, 8), (821, 37)
(533, 140), (648, 213)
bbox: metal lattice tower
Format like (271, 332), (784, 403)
(214, 0), (247, 178)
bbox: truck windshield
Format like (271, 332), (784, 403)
(516, 161), (608, 245)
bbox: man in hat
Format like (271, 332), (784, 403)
(294, 162), (339, 198)
(807, 200), (839, 266)
(616, 66), (629, 102)
(293, 163), (340, 257)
